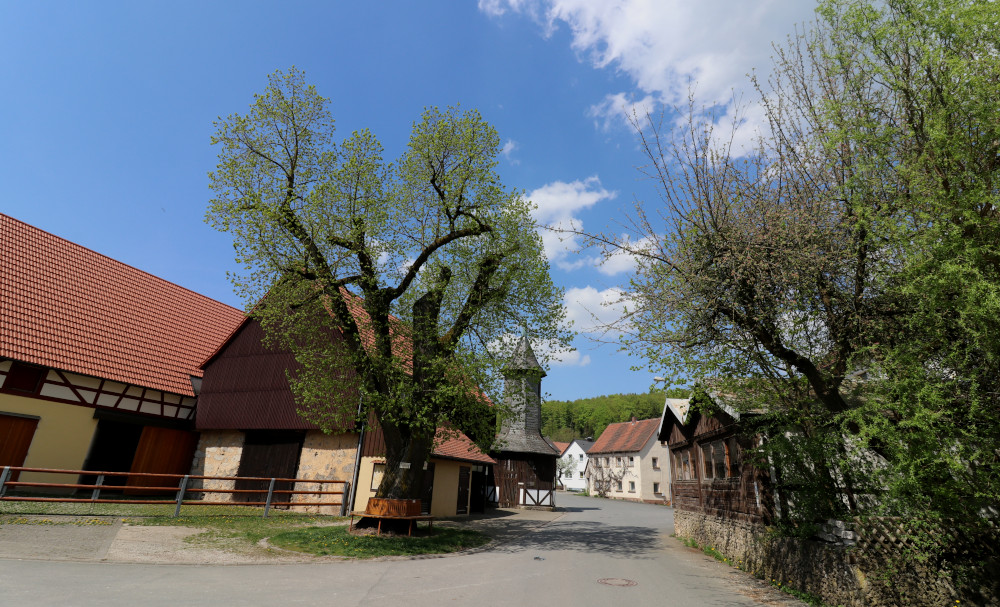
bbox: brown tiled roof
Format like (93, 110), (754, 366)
(551, 441), (570, 455)
(588, 417), (660, 454)
(432, 427), (495, 464)
(0, 213), (244, 397)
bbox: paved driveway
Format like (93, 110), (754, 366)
(0, 495), (802, 606)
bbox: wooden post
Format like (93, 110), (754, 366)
(0, 466), (10, 498)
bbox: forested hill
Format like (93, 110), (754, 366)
(541, 390), (689, 443)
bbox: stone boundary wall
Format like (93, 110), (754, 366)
(674, 510), (996, 607)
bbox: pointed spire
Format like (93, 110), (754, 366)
(504, 334), (546, 377)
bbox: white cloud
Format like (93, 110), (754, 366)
(587, 92), (656, 132)
(595, 234), (655, 276)
(564, 285), (633, 335)
(481, 0), (817, 143)
(501, 138), (520, 165)
(528, 176), (616, 271)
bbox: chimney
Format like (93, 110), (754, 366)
(631, 416), (637, 424)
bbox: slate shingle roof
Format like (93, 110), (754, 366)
(588, 417), (660, 454)
(0, 213), (244, 396)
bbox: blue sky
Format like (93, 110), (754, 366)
(1, 1), (818, 401)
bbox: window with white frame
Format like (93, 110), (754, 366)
(371, 462), (386, 490)
(653, 482), (660, 494)
(651, 457), (659, 469)
(628, 481), (635, 492)
(616, 480), (623, 492)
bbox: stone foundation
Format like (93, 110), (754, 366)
(290, 431), (358, 514)
(188, 430), (244, 502)
(674, 510), (997, 607)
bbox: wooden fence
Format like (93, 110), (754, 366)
(0, 465), (350, 517)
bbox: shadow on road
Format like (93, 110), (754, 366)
(488, 520), (664, 558)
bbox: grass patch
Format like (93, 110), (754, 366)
(269, 525), (490, 558)
(1, 500), (345, 550)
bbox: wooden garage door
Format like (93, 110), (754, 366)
(234, 431), (304, 504)
(0, 413), (39, 482)
(126, 426), (199, 492)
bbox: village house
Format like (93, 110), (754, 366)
(585, 417), (670, 503)
(0, 213), (244, 489)
(558, 438), (594, 492)
(657, 397), (769, 525)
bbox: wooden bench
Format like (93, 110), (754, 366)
(349, 511), (434, 536)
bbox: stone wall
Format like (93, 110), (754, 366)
(674, 510), (996, 607)
(188, 430), (245, 502)
(291, 431), (359, 514)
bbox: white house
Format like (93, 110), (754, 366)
(585, 417), (671, 503)
(558, 439), (594, 492)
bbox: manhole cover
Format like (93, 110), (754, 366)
(597, 578), (638, 587)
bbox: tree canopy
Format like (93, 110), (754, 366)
(207, 68), (570, 499)
(542, 390), (686, 442)
(593, 0), (999, 556)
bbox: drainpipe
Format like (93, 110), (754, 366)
(347, 396), (366, 515)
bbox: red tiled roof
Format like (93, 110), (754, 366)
(552, 441), (570, 455)
(433, 427), (495, 464)
(0, 213), (244, 396)
(588, 418), (660, 454)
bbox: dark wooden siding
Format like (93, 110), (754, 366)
(197, 319), (359, 431)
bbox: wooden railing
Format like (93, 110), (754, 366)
(0, 466), (350, 518)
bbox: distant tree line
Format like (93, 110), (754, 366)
(542, 389), (688, 442)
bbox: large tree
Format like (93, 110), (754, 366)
(207, 69), (569, 499)
(592, 0), (1000, 533)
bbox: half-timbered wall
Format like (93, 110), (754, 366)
(0, 359), (196, 421)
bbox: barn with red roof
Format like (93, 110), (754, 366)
(0, 213), (244, 487)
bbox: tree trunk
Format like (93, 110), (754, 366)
(375, 421), (434, 499)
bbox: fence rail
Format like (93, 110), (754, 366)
(0, 466), (350, 517)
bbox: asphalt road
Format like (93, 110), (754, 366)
(0, 495), (802, 607)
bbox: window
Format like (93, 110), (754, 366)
(2, 362), (45, 394)
(371, 463), (385, 490)
(579, 454), (583, 460)
(578, 471), (584, 478)
(701, 440), (736, 480)
(675, 450), (692, 481)
(651, 457), (659, 469)
(616, 480), (623, 492)
(653, 482), (660, 494)
(616, 456), (623, 466)
(628, 456), (634, 466)
(628, 481), (635, 492)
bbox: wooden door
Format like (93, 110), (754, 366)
(469, 469), (486, 513)
(495, 460), (520, 508)
(456, 466), (470, 515)
(234, 431), (304, 505)
(0, 413), (39, 482)
(125, 426), (199, 493)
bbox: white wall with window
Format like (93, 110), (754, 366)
(558, 439), (593, 491)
